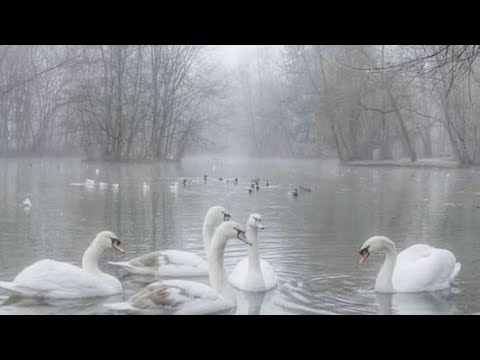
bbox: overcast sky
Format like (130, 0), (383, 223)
(215, 45), (258, 68)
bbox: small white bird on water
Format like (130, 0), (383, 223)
(143, 182), (150, 195)
(21, 195), (32, 212)
(169, 182), (179, 193)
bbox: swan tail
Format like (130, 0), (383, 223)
(450, 262), (461, 283)
(0, 281), (14, 292)
(0, 282), (39, 297)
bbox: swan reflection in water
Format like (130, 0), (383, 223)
(233, 289), (278, 315)
(110, 273), (278, 315)
(375, 290), (461, 315)
(0, 293), (123, 315)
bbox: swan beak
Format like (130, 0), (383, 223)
(359, 248), (370, 264)
(223, 212), (231, 221)
(112, 240), (125, 254)
(237, 232), (252, 246)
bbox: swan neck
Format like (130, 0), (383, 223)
(247, 227), (261, 271)
(208, 233), (227, 292)
(82, 241), (105, 274)
(202, 218), (216, 260)
(375, 246), (397, 293)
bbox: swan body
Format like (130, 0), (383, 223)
(229, 214), (278, 292)
(105, 221), (251, 315)
(359, 236), (461, 293)
(21, 196), (32, 209)
(0, 231), (125, 299)
(21, 196), (32, 213)
(108, 206), (231, 276)
(229, 259), (277, 292)
(108, 250), (208, 277)
(84, 179), (95, 189)
(106, 280), (233, 315)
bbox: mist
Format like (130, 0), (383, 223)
(0, 45), (479, 165)
(1, 45), (480, 315)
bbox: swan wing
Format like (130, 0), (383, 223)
(115, 280), (233, 315)
(3, 259), (120, 298)
(111, 250), (208, 276)
(260, 259), (279, 289)
(393, 245), (459, 292)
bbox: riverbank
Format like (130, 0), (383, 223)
(341, 158), (462, 169)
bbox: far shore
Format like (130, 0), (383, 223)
(341, 158), (464, 169)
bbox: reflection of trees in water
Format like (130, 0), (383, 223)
(152, 192), (159, 245)
(160, 190), (175, 249)
(383, 170), (413, 230)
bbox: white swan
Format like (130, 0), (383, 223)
(143, 182), (150, 194)
(0, 231), (125, 299)
(108, 206), (231, 276)
(228, 214), (278, 292)
(21, 196), (32, 208)
(21, 195), (32, 213)
(84, 179), (95, 189)
(105, 221), (252, 315)
(169, 182), (179, 193)
(359, 236), (461, 293)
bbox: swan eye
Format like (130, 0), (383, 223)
(359, 246), (370, 256)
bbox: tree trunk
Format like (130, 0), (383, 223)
(387, 86), (417, 162)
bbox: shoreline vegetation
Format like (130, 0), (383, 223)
(0, 154), (472, 171)
(341, 158), (462, 169)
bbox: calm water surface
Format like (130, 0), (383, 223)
(0, 156), (479, 315)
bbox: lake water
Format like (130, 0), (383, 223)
(0, 156), (479, 315)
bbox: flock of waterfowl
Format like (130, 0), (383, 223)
(1, 166), (463, 315)
(0, 204), (278, 314)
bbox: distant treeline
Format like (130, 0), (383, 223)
(2, 45), (480, 165)
(0, 45), (226, 161)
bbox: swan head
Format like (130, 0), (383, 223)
(215, 221), (251, 246)
(247, 213), (264, 230)
(95, 231), (125, 254)
(359, 236), (396, 264)
(206, 205), (231, 224)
